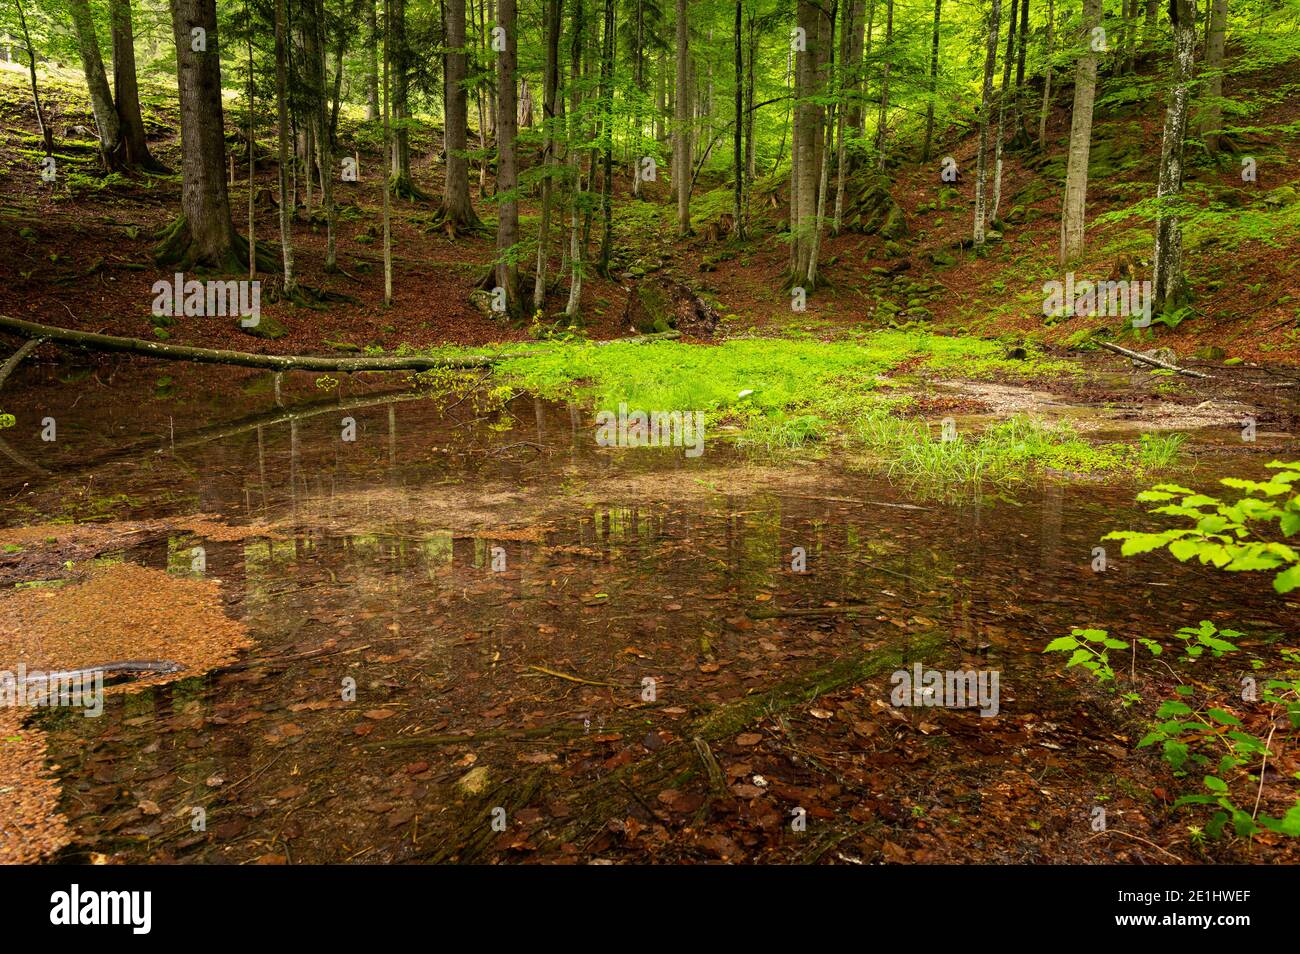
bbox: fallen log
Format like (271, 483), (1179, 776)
(1097, 341), (1212, 379)
(0, 315), (497, 372)
(0, 316), (682, 377)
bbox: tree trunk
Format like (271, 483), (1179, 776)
(1202, 0), (1228, 154)
(389, 0), (421, 198)
(597, 0), (615, 275)
(437, 0), (483, 236)
(495, 0), (520, 315)
(306, 0), (336, 270)
(532, 0), (560, 308)
(366, 0), (379, 120)
(973, 0), (1001, 248)
(13, 0), (53, 155)
(921, 0), (942, 163)
(67, 0), (124, 170)
(382, 0), (393, 303)
(565, 0), (585, 318)
(733, 0), (744, 239)
(1059, 0), (1101, 265)
(274, 0), (296, 292)
(874, 0), (893, 170)
(1153, 0), (1198, 313)
(108, 0), (161, 170)
(1038, 0), (1054, 148)
(674, 0), (691, 236)
(991, 0), (1019, 224)
(807, 2), (836, 288)
(157, 0), (240, 269)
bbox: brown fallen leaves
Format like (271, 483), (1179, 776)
(0, 561), (253, 864)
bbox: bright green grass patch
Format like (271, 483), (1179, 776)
(489, 331), (1071, 426)
(413, 332), (1172, 491)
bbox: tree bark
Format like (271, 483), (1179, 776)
(1202, 0), (1228, 154)
(565, 0), (585, 318)
(973, 0), (1001, 248)
(991, 0), (1019, 224)
(437, 0), (483, 236)
(13, 0), (53, 155)
(1153, 0), (1198, 314)
(108, 0), (162, 170)
(274, 0), (296, 292)
(366, 0), (379, 120)
(495, 0), (520, 315)
(1038, 0), (1054, 148)
(532, 0), (560, 308)
(67, 0), (124, 170)
(157, 0), (240, 269)
(873, 0), (893, 170)
(920, 0), (942, 163)
(674, 0), (691, 236)
(1059, 0), (1101, 265)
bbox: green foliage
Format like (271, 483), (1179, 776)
(1103, 460), (1300, 594)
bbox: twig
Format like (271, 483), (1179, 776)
(527, 665), (615, 687)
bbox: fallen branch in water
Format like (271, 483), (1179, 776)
(0, 314), (498, 372)
(1096, 341), (1212, 379)
(16, 660), (185, 685)
(0, 315), (682, 377)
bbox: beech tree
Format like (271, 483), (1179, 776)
(1059, 0), (1102, 265)
(1152, 0), (1198, 313)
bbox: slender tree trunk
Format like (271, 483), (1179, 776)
(597, 0), (615, 275)
(674, 0), (691, 236)
(67, 0), (124, 170)
(1202, 0), (1228, 154)
(973, 0), (1001, 248)
(274, 0), (296, 292)
(108, 0), (160, 170)
(565, 0), (585, 318)
(495, 0), (520, 315)
(246, 0), (255, 281)
(1059, 0), (1101, 265)
(438, 0), (483, 235)
(366, 0), (379, 120)
(382, 0), (393, 303)
(309, 0), (336, 270)
(733, 0), (744, 239)
(1153, 0), (1198, 313)
(991, 0), (1019, 224)
(832, 0), (853, 233)
(808, 1), (836, 288)
(873, 0), (892, 170)
(532, 0), (560, 309)
(1038, 0), (1054, 147)
(921, 0), (941, 163)
(13, 0), (53, 155)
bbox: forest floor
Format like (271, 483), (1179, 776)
(1, 53), (1299, 866)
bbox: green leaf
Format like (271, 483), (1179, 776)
(1043, 636), (1079, 652)
(1274, 565), (1300, 594)
(1206, 709), (1242, 726)
(1203, 775), (1229, 793)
